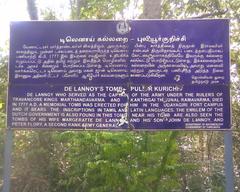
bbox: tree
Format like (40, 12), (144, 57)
(27, 0), (38, 20)
(69, 0), (130, 19)
(0, 45), (8, 190)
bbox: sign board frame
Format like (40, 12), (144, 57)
(7, 19), (231, 131)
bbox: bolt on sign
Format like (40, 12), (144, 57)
(7, 20), (231, 130)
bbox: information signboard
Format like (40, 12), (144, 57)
(7, 20), (231, 130)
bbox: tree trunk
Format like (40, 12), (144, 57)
(140, 0), (162, 19)
(70, 0), (86, 20)
(27, 0), (38, 20)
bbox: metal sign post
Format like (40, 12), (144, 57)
(224, 131), (234, 192)
(2, 129), (13, 192)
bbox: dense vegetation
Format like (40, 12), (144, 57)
(0, 0), (240, 191)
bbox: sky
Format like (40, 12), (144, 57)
(0, 0), (71, 47)
(0, 0), (29, 47)
(0, 0), (141, 48)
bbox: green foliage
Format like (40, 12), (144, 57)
(0, 46), (8, 108)
(11, 131), (56, 192)
(41, 8), (58, 20)
(183, 0), (225, 16)
(0, 45), (8, 189)
(54, 132), (184, 191)
(70, 0), (130, 19)
(232, 101), (240, 189)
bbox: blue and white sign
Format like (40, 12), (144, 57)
(8, 20), (231, 130)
